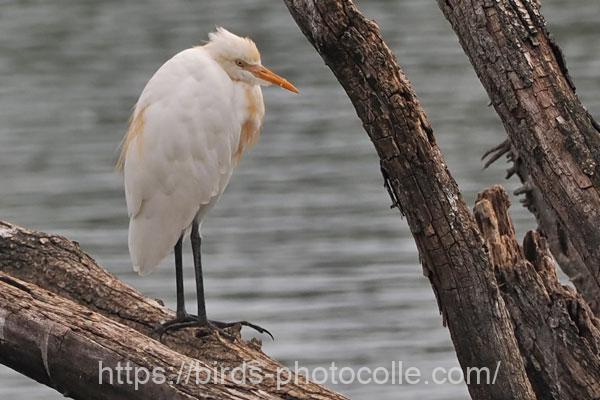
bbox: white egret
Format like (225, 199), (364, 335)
(117, 28), (298, 337)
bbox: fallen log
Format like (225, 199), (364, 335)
(0, 273), (276, 400)
(0, 221), (346, 400)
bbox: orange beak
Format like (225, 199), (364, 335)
(248, 65), (299, 94)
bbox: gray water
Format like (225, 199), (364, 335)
(0, 1), (598, 399)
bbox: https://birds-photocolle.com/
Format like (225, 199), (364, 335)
(116, 27), (299, 339)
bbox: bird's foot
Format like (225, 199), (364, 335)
(154, 314), (273, 341)
(155, 313), (200, 339)
(208, 320), (274, 340)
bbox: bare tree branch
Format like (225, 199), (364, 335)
(282, 1), (537, 399)
(438, 0), (600, 314)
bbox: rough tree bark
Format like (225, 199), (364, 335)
(282, 1), (600, 399)
(438, 0), (600, 315)
(483, 140), (600, 315)
(282, 1), (536, 399)
(0, 273), (279, 400)
(474, 186), (600, 400)
(0, 221), (347, 400)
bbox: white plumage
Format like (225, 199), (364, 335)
(119, 28), (297, 275)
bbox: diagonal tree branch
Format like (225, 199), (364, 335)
(438, 0), (600, 314)
(0, 221), (347, 400)
(282, 1), (537, 399)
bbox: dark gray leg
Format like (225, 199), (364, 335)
(155, 234), (196, 335)
(155, 222), (273, 341)
(191, 220), (208, 323)
(174, 235), (186, 319)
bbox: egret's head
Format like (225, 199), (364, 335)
(205, 27), (299, 93)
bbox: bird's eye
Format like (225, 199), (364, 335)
(235, 59), (244, 67)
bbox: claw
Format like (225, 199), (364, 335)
(154, 315), (273, 342)
(154, 313), (199, 340)
(210, 320), (274, 340)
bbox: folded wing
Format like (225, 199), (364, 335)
(121, 48), (241, 275)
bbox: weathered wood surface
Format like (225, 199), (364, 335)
(483, 140), (600, 315)
(474, 186), (600, 400)
(282, 1), (536, 399)
(0, 221), (347, 400)
(438, 0), (600, 315)
(0, 273), (273, 400)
